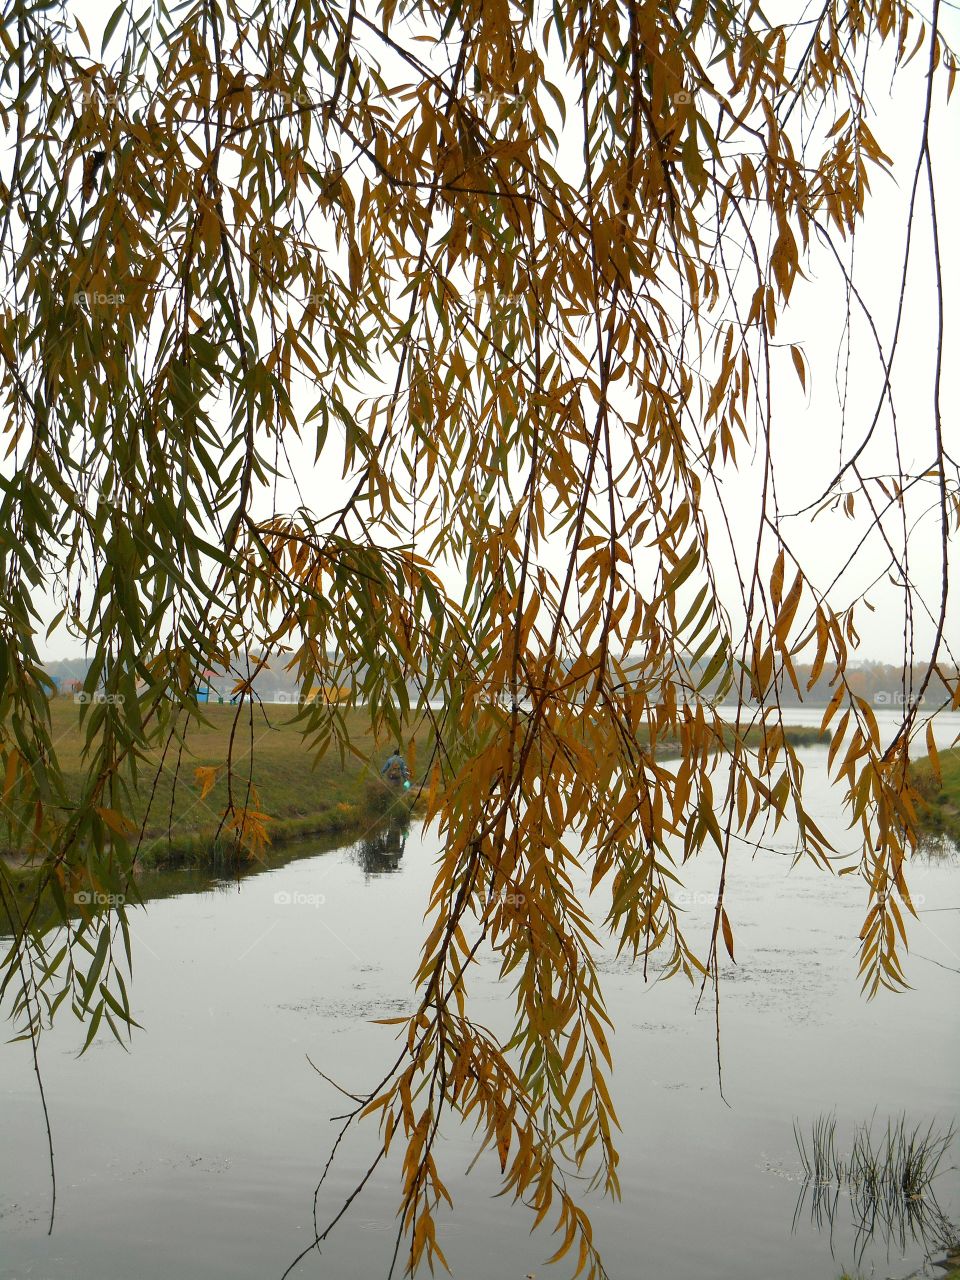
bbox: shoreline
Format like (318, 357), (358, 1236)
(911, 746), (960, 845)
(0, 704), (831, 878)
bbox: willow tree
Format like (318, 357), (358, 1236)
(0, 0), (956, 1272)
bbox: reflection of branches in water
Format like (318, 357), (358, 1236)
(350, 818), (410, 876)
(915, 832), (960, 864)
(792, 1167), (956, 1265)
(207, 876), (248, 898)
(793, 1115), (957, 1266)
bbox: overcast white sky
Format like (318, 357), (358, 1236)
(32, 2), (960, 667)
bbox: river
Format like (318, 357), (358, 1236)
(2, 711), (958, 1280)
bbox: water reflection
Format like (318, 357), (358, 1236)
(350, 815), (410, 876)
(792, 1115), (957, 1267)
(916, 832), (960, 863)
(793, 1167), (956, 1266)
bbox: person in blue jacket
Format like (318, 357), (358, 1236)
(381, 746), (410, 787)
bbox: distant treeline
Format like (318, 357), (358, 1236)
(40, 655), (958, 712)
(724, 661), (958, 709)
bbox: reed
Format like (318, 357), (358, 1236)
(793, 1113), (956, 1265)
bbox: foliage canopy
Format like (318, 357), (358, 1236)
(0, 0), (957, 1273)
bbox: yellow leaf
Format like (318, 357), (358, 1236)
(194, 765), (220, 801)
(720, 908), (735, 961)
(95, 806), (135, 836)
(925, 721), (941, 786)
(790, 344), (806, 391)
(3, 748), (19, 801)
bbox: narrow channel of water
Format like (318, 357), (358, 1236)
(1, 714), (958, 1280)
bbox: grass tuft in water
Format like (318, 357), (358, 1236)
(795, 1113), (954, 1195)
(794, 1113), (956, 1267)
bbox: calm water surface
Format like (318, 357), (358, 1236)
(2, 712), (958, 1280)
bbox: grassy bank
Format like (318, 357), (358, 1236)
(911, 746), (960, 844)
(651, 722), (830, 757)
(2, 701), (423, 871)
